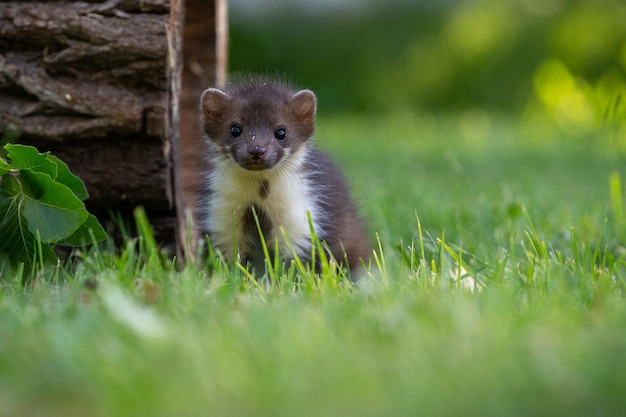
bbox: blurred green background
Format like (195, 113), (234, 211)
(229, 0), (626, 136)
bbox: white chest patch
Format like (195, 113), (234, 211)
(203, 147), (325, 261)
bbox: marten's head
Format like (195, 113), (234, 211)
(200, 79), (317, 171)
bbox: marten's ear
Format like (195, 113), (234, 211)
(201, 88), (231, 123)
(289, 89), (317, 124)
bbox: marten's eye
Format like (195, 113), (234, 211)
(230, 125), (242, 138)
(274, 128), (286, 141)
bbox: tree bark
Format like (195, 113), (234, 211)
(0, 1), (169, 139)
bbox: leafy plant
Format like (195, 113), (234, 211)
(0, 144), (107, 278)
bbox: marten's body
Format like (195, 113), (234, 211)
(198, 78), (368, 273)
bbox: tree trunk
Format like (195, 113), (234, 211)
(0, 0), (227, 252)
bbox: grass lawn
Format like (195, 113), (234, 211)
(1, 112), (625, 416)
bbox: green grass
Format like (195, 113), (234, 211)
(1, 112), (625, 416)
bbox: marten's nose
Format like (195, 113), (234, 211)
(248, 145), (266, 159)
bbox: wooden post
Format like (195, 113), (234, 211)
(177, 0), (228, 256)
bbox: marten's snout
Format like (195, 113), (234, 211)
(248, 145), (266, 160)
(235, 140), (281, 171)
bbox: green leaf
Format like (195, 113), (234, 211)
(0, 197), (57, 274)
(1, 143), (108, 279)
(59, 213), (108, 246)
(0, 158), (10, 176)
(3, 145), (88, 200)
(4, 144), (57, 179)
(0, 172), (20, 196)
(46, 155), (89, 201)
(20, 170), (88, 242)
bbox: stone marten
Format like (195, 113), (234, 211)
(198, 77), (368, 275)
